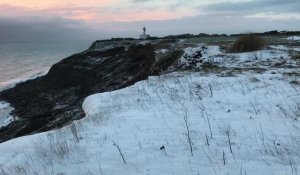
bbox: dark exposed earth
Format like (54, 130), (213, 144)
(0, 42), (164, 143)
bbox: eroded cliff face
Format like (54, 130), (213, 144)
(0, 43), (156, 142)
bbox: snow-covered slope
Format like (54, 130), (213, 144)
(0, 45), (299, 175)
(179, 45), (293, 69)
(0, 70), (299, 175)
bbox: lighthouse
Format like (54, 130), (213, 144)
(139, 26), (150, 39)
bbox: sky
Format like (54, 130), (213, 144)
(0, 0), (299, 42)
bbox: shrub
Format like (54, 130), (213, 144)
(229, 35), (265, 53)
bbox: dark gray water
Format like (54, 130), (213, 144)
(0, 41), (91, 89)
(0, 41), (92, 127)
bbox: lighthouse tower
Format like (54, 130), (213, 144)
(139, 26), (150, 39)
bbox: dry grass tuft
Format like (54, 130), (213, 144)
(229, 34), (265, 53)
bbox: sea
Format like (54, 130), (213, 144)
(0, 41), (92, 127)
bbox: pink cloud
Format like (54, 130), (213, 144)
(0, 2), (194, 24)
(0, 0), (116, 9)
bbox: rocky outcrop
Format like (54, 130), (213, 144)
(0, 43), (155, 143)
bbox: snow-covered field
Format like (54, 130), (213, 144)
(0, 45), (299, 175)
(287, 36), (300, 41)
(270, 45), (300, 52)
(179, 45), (298, 70)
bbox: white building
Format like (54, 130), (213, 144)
(139, 26), (150, 39)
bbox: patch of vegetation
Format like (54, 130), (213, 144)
(153, 50), (184, 74)
(290, 52), (300, 60)
(273, 60), (287, 67)
(154, 39), (177, 50)
(229, 34), (266, 53)
(283, 72), (300, 77)
(290, 80), (300, 85)
(198, 64), (224, 75)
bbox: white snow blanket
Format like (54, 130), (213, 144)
(0, 70), (299, 175)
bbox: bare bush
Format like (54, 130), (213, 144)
(222, 150), (226, 165)
(113, 141), (127, 164)
(70, 122), (80, 142)
(225, 126), (233, 154)
(289, 100), (300, 120)
(229, 34), (265, 53)
(0, 166), (9, 175)
(183, 110), (193, 156)
(33, 131), (80, 160)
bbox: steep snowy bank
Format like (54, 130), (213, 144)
(0, 69), (299, 175)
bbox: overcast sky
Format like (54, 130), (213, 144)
(0, 0), (299, 42)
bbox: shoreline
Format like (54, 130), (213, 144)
(0, 42), (156, 143)
(0, 69), (50, 129)
(0, 101), (13, 128)
(0, 70), (48, 92)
